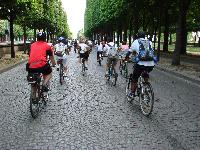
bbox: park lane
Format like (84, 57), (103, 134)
(0, 50), (199, 149)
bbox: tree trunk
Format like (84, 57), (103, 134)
(10, 12), (15, 58)
(172, 0), (191, 65)
(157, 24), (161, 61)
(34, 29), (36, 41)
(169, 32), (172, 45)
(128, 19), (133, 47)
(23, 25), (27, 54)
(163, 9), (169, 52)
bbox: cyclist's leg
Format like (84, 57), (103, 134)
(106, 57), (111, 75)
(41, 64), (52, 90)
(131, 64), (143, 94)
(62, 56), (68, 74)
(112, 57), (118, 74)
(97, 51), (100, 61)
(84, 52), (89, 68)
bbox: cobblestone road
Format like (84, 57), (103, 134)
(0, 50), (200, 150)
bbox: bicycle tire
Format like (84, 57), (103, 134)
(59, 64), (64, 85)
(119, 62), (122, 75)
(139, 82), (154, 116)
(126, 77), (134, 101)
(30, 85), (40, 118)
(124, 63), (128, 79)
(82, 59), (85, 76)
(99, 59), (101, 66)
(111, 69), (117, 86)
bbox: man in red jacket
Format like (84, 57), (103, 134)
(27, 32), (56, 91)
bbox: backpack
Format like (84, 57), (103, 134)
(137, 39), (154, 61)
(107, 43), (118, 57)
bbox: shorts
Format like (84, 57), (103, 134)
(80, 52), (89, 60)
(56, 54), (67, 67)
(28, 63), (52, 75)
(132, 64), (154, 81)
(107, 57), (118, 66)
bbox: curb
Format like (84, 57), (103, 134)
(155, 65), (200, 86)
(0, 59), (27, 74)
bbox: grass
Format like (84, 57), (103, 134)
(154, 43), (200, 53)
(0, 51), (28, 71)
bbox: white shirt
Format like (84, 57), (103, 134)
(105, 42), (118, 57)
(130, 38), (155, 66)
(79, 43), (89, 54)
(54, 42), (68, 59)
(96, 44), (103, 52)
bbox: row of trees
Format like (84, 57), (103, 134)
(0, 0), (71, 58)
(84, 0), (199, 65)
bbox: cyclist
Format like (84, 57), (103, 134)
(26, 32), (56, 91)
(96, 40), (103, 62)
(125, 31), (155, 97)
(104, 38), (119, 76)
(54, 37), (70, 76)
(74, 39), (78, 53)
(77, 38), (90, 69)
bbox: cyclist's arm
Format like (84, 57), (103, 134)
(47, 48), (56, 66)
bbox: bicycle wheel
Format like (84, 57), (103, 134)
(82, 59), (85, 76)
(125, 77), (134, 102)
(119, 61), (123, 75)
(139, 82), (154, 116)
(59, 64), (64, 85)
(30, 85), (40, 118)
(124, 63), (128, 79)
(111, 69), (117, 86)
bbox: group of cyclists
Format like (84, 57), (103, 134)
(26, 31), (156, 99)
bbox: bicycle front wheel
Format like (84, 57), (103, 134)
(139, 82), (154, 116)
(30, 85), (40, 118)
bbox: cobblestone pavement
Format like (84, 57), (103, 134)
(0, 50), (200, 150)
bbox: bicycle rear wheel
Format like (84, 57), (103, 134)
(81, 59), (85, 76)
(30, 85), (40, 118)
(124, 63), (128, 79)
(119, 61), (123, 75)
(111, 69), (117, 86)
(59, 64), (64, 85)
(125, 77), (134, 102)
(139, 82), (154, 116)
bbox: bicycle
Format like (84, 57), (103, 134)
(97, 52), (103, 66)
(105, 60), (118, 86)
(81, 57), (86, 76)
(119, 58), (128, 79)
(27, 73), (49, 118)
(125, 67), (154, 116)
(57, 59), (64, 85)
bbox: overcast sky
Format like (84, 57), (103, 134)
(61, 0), (86, 38)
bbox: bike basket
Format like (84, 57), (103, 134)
(27, 73), (41, 83)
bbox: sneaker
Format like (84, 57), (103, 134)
(42, 85), (49, 92)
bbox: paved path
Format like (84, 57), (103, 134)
(0, 50), (199, 150)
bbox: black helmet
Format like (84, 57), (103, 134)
(37, 32), (46, 41)
(137, 31), (145, 39)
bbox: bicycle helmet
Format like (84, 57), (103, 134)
(137, 31), (145, 39)
(37, 32), (46, 41)
(58, 36), (65, 42)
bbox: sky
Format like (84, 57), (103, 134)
(61, 0), (86, 38)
